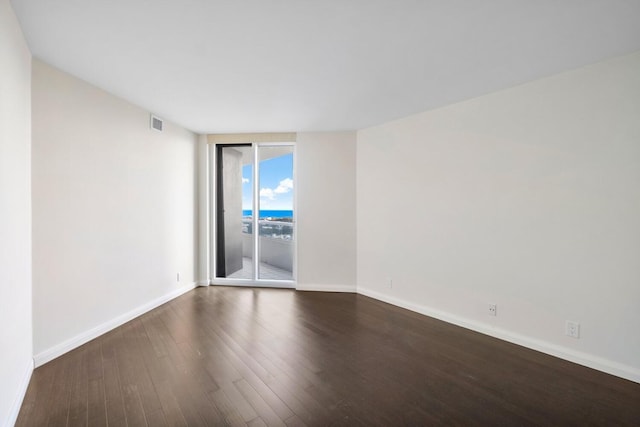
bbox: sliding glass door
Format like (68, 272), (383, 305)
(214, 143), (294, 286)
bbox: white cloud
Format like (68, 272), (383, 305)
(260, 178), (292, 203)
(242, 177), (249, 184)
(259, 188), (275, 200)
(274, 178), (293, 194)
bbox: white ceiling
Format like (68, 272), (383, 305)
(11, 0), (640, 134)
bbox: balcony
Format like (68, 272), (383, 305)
(226, 219), (294, 281)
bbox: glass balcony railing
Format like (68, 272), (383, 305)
(242, 219), (294, 240)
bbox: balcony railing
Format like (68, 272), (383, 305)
(242, 219), (294, 240)
(240, 219), (294, 273)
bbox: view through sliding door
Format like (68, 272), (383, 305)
(214, 143), (295, 285)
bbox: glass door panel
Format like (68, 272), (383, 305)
(257, 146), (294, 280)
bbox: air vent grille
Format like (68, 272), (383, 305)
(150, 115), (163, 132)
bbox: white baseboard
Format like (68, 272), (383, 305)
(4, 357), (33, 427)
(357, 287), (640, 384)
(296, 284), (356, 293)
(34, 282), (197, 367)
(197, 280), (210, 286)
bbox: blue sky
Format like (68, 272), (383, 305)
(243, 153), (293, 211)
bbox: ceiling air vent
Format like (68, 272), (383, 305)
(150, 114), (163, 132)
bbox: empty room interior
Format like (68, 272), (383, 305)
(2, 0), (640, 425)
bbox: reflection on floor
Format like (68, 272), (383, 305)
(227, 256), (293, 281)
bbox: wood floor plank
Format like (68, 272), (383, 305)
(235, 379), (286, 427)
(46, 351), (79, 426)
(87, 378), (107, 427)
(283, 414), (308, 427)
(166, 376), (211, 427)
(148, 375), (189, 426)
(85, 338), (104, 381)
(247, 416), (268, 427)
(209, 388), (249, 427)
(125, 319), (165, 416)
(207, 311), (327, 423)
(144, 409), (169, 427)
(201, 322), (294, 421)
(102, 355), (126, 426)
(199, 336), (293, 419)
(219, 381), (259, 423)
(67, 348), (89, 426)
(120, 384), (147, 426)
(17, 286), (640, 426)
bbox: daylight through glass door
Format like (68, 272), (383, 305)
(215, 143), (294, 284)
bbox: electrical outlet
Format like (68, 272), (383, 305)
(489, 304), (497, 316)
(566, 321), (580, 338)
(386, 278), (393, 289)
(177, 272), (180, 282)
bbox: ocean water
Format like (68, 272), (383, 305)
(243, 210), (293, 219)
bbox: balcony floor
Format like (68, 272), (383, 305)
(227, 256), (293, 281)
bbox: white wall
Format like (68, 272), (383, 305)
(32, 60), (198, 364)
(296, 132), (357, 292)
(0, 1), (33, 425)
(357, 52), (640, 382)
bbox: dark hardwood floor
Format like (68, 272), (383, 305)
(16, 286), (640, 426)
